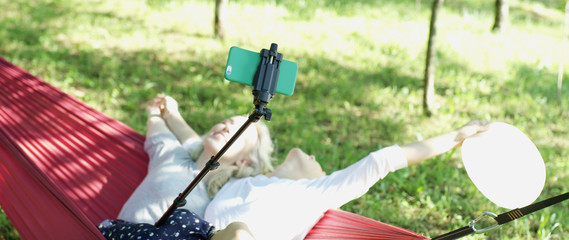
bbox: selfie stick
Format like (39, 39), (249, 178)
(155, 43), (282, 227)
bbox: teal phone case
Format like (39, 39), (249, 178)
(224, 46), (297, 96)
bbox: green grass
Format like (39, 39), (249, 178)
(1, 0), (568, 239)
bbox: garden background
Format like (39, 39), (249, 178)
(0, 0), (568, 239)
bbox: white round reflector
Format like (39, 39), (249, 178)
(461, 122), (546, 209)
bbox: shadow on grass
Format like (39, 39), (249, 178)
(1, 0), (426, 167)
(1, 0), (423, 138)
(509, 62), (568, 100)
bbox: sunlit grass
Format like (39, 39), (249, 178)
(0, 0), (567, 239)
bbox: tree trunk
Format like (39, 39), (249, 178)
(214, 0), (228, 39)
(492, 0), (509, 33)
(416, 0), (421, 12)
(423, 0), (444, 117)
(558, 1), (569, 104)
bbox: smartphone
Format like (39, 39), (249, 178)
(224, 46), (298, 96)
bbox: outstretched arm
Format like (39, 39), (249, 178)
(401, 120), (490, 166)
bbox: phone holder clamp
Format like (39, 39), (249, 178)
(252, 43), (282, 122)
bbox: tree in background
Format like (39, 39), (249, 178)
(214, 0), (228, 39)
(558, 1), (569, 103)
(492, 0), (509, 33)
(423, 0), (444, 117)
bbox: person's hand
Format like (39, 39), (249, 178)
(146, 95), (163, 117)
(159, 95), (180, 117)
(454, 120), (491, 146)
(146, 93), (180, 118)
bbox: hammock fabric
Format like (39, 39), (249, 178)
(305, 209), (428, 239)
(0, 56), (428, 240)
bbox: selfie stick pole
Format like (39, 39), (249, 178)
(155, 43), (282, 227)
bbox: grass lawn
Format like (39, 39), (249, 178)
(1, 0), (568, 239)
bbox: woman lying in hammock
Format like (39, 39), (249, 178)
(99, 93), (278, 239)
(100, 94), (277, 239)
(118, 94), (276, 224)
(111, 94), (489, 240)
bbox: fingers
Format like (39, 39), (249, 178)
(454, 120), (492, 144)
(148, 94), (179, 117)
(146, 98), (162, 116)
(162, 96), (180, 115)
(463, 120), (491, 133)
(146, 94), (167, 117)
(467, 120), (490, 128)
(147, 98), (162, 108)
(154, 94), (166, 104)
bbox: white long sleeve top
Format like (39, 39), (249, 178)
(118, 133), (210, 223)
(204, 145), (408, 240)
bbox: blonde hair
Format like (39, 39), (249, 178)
(188, 119), (274, 198)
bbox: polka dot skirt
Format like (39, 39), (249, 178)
(97, 209), (216, 240)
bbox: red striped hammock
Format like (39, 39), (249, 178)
(0, 56), (428, 240)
